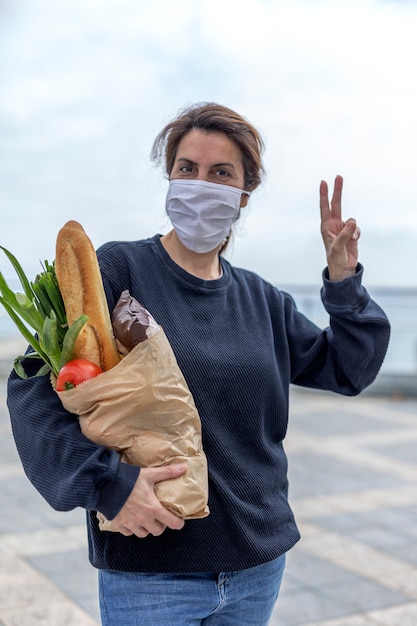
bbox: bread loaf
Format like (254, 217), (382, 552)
(55, 220), (120, 371)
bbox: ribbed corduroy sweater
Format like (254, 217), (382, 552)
(7, 235), (390, 573)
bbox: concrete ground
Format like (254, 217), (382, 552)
(0, 375), (416, 626)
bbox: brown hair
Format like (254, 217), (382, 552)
(150, 102), (265, 192)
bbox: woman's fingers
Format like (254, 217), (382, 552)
(330, 175), (343, 220)
(320, 175), (343, 222)
(319, 180), (330, 222)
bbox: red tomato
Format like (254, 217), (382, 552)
(56, 359), (102, 391)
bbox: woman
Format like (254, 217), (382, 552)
(7, 102), (390, 625)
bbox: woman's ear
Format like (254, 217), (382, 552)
(240, 193), (250, 208)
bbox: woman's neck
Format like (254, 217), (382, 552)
(160, 231), (223, 280)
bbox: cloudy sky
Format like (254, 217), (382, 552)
(1, 0), (417, 288)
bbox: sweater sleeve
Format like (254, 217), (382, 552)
(287, 264), (391, 395)
(7, 356), (140, 519)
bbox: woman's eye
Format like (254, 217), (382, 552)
(216, 169), (231, 178)
(179, 165), (193, 174)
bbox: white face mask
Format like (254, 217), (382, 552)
(165, 179), (249, 253)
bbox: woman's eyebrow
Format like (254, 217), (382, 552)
(212, 162), (237, 170)
(176, 157), (197, 166)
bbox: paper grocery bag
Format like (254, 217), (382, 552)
(56, 327), (209, 530)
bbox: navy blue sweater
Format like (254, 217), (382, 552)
(7, 235), (390, 572)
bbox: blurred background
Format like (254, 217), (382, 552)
(1, 0), (416, 380)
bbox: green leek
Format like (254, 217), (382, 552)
(0, 246), (87, 378)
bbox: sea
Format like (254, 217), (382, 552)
(0, 283), (416, 377)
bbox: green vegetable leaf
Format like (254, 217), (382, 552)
(0, 273), (44, 334)
(0, 295), (52, 370)
(59, 314), (89, 368)
(40, 311), (61, 375)
(0, 246), (34, 301)
(0, 246), (102, 380)
(13, 353), (51, 378)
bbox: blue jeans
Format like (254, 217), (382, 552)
(98, 555), (286, 625)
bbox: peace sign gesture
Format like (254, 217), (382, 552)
(320, 175), (360, 281)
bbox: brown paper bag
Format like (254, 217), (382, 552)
(56, 327), (209, 531)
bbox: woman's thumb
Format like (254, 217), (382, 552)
(150, 463), (187, 484)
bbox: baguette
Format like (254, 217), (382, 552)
(55, 220), (120, 371)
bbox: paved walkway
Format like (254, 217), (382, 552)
(0, 375), (416, 626)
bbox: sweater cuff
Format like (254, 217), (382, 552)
(95, 462), (140, 520)
(321, 263), (370, 310)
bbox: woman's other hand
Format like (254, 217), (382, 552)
(320, 175), (360, 281)
(109, 464), (187, 538)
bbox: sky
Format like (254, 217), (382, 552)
(1, 0), (417, 289)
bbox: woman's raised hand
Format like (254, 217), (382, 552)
(320, 175), (360, 281)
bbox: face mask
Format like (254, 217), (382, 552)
(166, 179), (249, 253)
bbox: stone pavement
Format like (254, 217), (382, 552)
(0, 374), (416, 626)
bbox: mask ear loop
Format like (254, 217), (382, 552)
(219, 235), (230, 254)
(220, 199), (245, 253)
